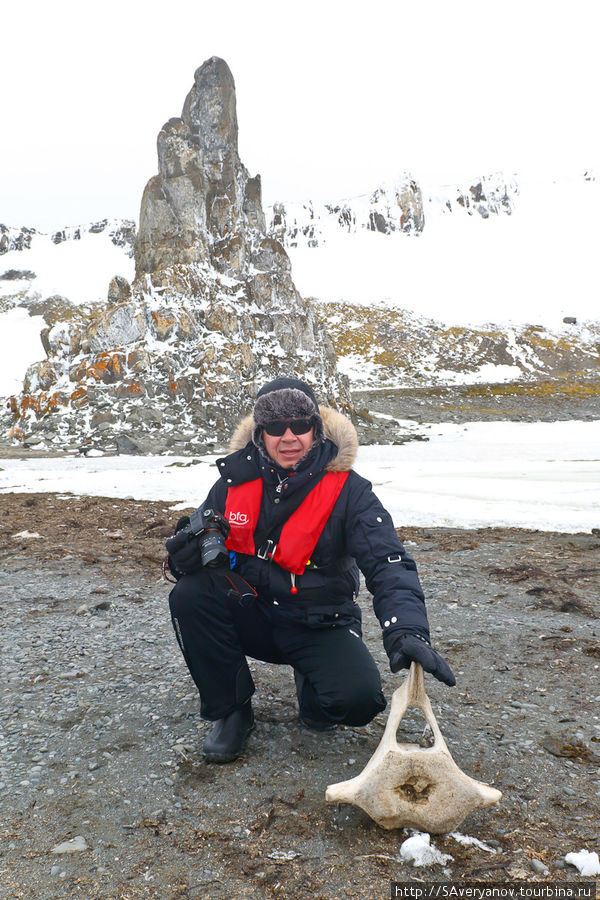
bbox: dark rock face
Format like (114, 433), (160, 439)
(0, 269), (36, 281)
(368, 211), (389, 234)
(0, 225), (36, 254)
(448, 174), (517, 218)
(4, 57), (347, 454)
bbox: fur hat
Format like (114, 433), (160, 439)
(252, 377), (325, 457)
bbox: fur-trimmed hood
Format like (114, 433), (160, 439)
(228, 406), (358, 473)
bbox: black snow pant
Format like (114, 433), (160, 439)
(168, 568), (386, 726)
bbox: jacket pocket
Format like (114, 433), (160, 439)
(302, 595), (362, 630)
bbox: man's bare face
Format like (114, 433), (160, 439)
(263, 425), (315, 469)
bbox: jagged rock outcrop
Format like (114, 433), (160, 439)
(0, 225), (36, 255)
(432, 172), (518, 219)
(50, 219), (136, 253)
(268, 175), (425, 249)
(267, 172), (518, 249)
(4, 57), (347, 453)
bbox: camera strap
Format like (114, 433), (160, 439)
(189, 506), (206, 533)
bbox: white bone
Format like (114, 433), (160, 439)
(326, 663), (501, 833)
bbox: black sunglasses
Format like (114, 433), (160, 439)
(263, 418), (314, 437)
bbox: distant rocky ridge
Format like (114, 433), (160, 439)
(267, 176), (425, 249)
(266, 172), (517, 248)
(432, 172), (518, 219)
(2, 58), (348, 454)
(0, 219), (135, 257)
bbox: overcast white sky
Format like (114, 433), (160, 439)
(1, 0), (598, 231)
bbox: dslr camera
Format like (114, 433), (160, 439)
(166, 507), (231, 573)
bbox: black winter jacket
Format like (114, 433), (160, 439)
(193, 406), (430, 650)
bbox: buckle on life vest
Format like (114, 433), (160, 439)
(257, 539), (277, 560)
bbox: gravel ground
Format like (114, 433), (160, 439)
(1, 493), (600, 899)
(354, 381), (600, 426)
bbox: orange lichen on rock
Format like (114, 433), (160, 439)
(85, 351), (126, 382)
(8, 424), (25, 442)
(20, 392), (60, 416)
(152, 310), (177, 337)
(70, 361), (88, 382)
(127, 349), (149, 371)
(116, 383), (143, 397)
(70, 387), (89, 406)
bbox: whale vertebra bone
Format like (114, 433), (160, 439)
(326, 663), (501, 833)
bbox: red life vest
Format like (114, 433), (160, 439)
(225, 471), (349, 575)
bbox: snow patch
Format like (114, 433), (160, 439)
(564, 849), (600, 876)
(1, 420), (599, 533)
(0, 308), (46, 395)
(400, 833), (453, 867)
(0, 225), (134, 306)
(450, 832), (496, 853)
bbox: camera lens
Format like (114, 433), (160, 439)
(200, 528), (229, 568)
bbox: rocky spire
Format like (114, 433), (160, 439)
(135, 57), (266, 276)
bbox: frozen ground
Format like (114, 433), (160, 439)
(1, 420), (598, 533)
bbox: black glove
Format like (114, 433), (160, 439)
(384, 631), (456, 686)
(165, 518), (204, 575)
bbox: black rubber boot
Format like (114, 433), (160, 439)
(203, 701), (255, 763)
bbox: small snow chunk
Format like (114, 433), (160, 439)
(564, 849), (600, 876)
(450, 832), (496, 853)
(400, 833), (453, 867)
(86, 449), (104, 457)
(51, 835), (89, 854)
(12, 530), (43, 539)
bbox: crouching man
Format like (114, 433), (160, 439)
(166, 377), (454, 763)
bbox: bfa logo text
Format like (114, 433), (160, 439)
(228, 511), (249, 526)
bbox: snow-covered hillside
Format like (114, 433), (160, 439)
(267, 171), (518, 248)
(0, 220), (136, 399)
(267, 172), (599, 330)
(268, 171), (600, 390)
(0, 219), (135, 304)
